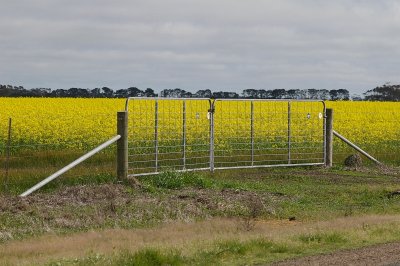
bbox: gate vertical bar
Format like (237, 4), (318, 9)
(182, 100), (186, 170)
(117, 112), (128, 181)
(209, 100), (215, 172)
(325, 108), (333, 167)
(287, 101), (291, 164)
(154, 100), (159, 171)
(250, 101), (254, 166)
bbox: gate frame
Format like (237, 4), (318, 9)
(125, 97), (213, 177)
(210, 99), (327, 171)
(124, 97), (327, 178)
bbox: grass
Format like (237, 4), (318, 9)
(0, 149), (116, 195)
(0, 165), (399, 264)
(143, 171), (214, 190)
(42, 220), (400, 265)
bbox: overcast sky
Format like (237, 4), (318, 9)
(1, 0), (399, 94)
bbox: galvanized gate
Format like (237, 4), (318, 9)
(125, 98), (326, 177)
(212, 99), (326, 170)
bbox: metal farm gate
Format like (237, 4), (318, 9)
(125, 98), (326, 177)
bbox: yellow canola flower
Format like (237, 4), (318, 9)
(0, 98), (399, 156)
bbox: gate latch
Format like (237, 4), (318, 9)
(207, 106), (215, 120)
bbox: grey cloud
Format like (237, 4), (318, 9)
(0, 0), (399, 93)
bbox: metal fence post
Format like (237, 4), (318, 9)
(209, 100), (215, 172)
(117, 111), (128, 181)
(325, 108), (333, 167)
(182, 100), (186, 170)
(287, 102), (291, 164)
(250, 101), (254, 166)
(154, 100), (159, 172)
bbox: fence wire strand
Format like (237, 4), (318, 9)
(126, 98), (326, 176)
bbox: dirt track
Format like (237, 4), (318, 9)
(272, 242), (400, 266)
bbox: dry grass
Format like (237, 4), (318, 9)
(1, 214), (400, 265)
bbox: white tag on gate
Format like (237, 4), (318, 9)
(207, 112), (211, 120)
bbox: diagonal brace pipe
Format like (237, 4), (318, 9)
(20, 135), (121, 197)
(333, 130), (381, 165)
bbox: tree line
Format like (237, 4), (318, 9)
(0, 83), (399, 101)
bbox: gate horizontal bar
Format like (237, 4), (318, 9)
(128, 167), (211, 177)
(127, 163), (324, 177)
(125, 97), (210, 111)
(214, 163), (324, 171)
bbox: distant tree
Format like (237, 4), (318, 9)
(242, 89), (258, 98)
(329, 90), (339, 100)
(257, 89), (271, 99)
(364, 83), (400, 101)
(194, 89), (212, 98)
(351, 94), (363, 101)
(0, 84), (13, 96)
(50, 89), (68, 97)
(160, 89), (171, 97)
(316, 89), (330, 100)
(127, 87), (144, 97)
(329, 89), (349, 101)
(31, 88), (51, 97)
(286, 89), (300, 99)
(160, 88), (190, 98)
(212, 91), (239, 99)
(338, 89), (350, 100)
(90, 88), (102, 98)
(67, 88), (90, 98)
(101, 87), (114, 98)
(271, 89), (286, 99)
(306, 89), (319, 99)
(144, 88), (157, 97)
(115, 89), (129, 98)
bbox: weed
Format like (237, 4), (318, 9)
(114, 249), (184, 266)
(298, 232), (347, 245)
(239, 194), (264, 231)
(142, 171), (213, 190)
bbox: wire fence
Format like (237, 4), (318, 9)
(0, 142), (116, 194)
(0, 99), (123, 194)
(126, 98), (326, 176)
(212, 99), (325, 169)
(326, 101), (400, 166)
(1, 98), (399, 195)
(127, 98), (212, 175)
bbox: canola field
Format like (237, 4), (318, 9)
(0, 98), (125, 149)
(327, 101), (400, 163)
(0, 98), (399, 167)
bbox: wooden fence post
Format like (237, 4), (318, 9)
(117, 111), (128, 181)
(325, 108), (333, 167)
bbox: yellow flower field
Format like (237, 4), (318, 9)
(0, 98), (125, 148)
(0, 98), (399, 165)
